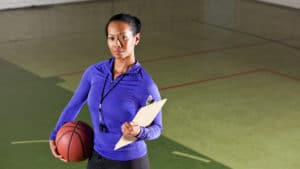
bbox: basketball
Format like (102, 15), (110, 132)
(55, 121), (94, 162)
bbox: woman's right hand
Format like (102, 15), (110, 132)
(49, 140), (68, 162)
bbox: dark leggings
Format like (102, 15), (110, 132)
(86, 151), (150, 169)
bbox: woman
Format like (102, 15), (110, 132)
(49, 13), (162, 169)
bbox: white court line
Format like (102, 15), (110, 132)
(11, 140), (49, 145)
(172, 151), (211, 163)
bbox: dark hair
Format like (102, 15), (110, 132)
(105, 13), (141, 37)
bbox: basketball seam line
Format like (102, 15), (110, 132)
(75, 129), (87, 160)
(56, 130), (74, 152)
(68, 121), (81, 161)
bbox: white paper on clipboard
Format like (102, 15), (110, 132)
(114, 98), (167, 150)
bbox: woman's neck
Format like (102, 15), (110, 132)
(113, 56), (135, 79)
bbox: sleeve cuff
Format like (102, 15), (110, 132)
(49, 135), (55, 141)
(136, 126), (145, 140)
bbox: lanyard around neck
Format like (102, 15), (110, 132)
(98, 73), (126, 123)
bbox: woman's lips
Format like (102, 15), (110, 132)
(114, 51), (123, 54)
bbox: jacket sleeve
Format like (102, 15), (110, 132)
(136, 82), (163, 141)
(49, 66), (92, 140)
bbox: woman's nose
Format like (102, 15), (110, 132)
(115, 39), (122, 47)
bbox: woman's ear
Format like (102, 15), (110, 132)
(135, 33), (141, 45)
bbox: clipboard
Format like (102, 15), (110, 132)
(114, 98), (167, 150)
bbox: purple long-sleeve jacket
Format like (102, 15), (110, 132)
(49, 57), (162, 161)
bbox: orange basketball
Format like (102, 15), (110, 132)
(55, 121), (94, 162)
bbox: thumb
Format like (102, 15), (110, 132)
(130, 121), (139, 126)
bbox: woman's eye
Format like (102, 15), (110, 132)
(122, 36), (128, 40)
(108, 37), (114, 41)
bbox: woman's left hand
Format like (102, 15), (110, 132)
(121, 121), (141, 137)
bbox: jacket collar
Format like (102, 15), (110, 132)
(105, 57), (141, 75)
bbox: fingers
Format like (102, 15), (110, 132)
(61, 158), (69, 163)
(49, 140), (69, 162)
(49, 140), (60, 157)
(121, 122), (141, 137)
(121, 122), (130, 135)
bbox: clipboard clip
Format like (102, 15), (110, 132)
(146, 95), (155, 105)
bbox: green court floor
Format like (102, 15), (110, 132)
(1, 0), (300, 169)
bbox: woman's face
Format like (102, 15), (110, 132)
(107, 21), (140, 60)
